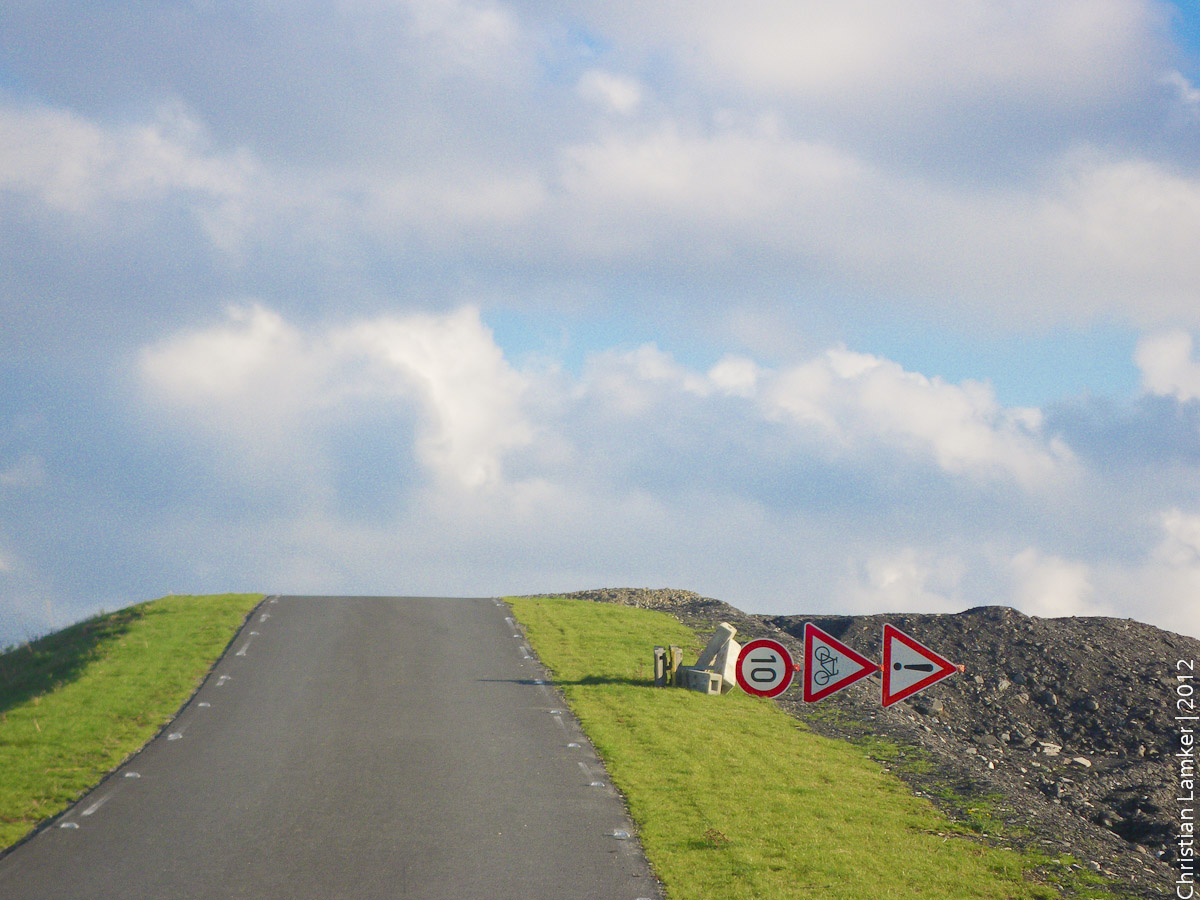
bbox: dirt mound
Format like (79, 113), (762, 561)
(551, 589), (1198, 899)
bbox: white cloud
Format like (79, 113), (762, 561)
(1161, 70), (1200, 114)
(335, 308), (532, 489)
(840, 547), (966, 614)
(896, 152), (1200, 327)
(564, 0), (1165, 112)
(1009, 547), (1106, 618)
(527, 338), (1076, 497)
(549, 122), (1200, 326)
(403, 0), (523, 74)
(142, 305), (304, 402)
(10, 1), (1200, 650)
(707, 355), (760, 398)
(577, 70), (642, 115)
(1027, 155), (1200, 323)
(9, 91), (1200, 331)
(1154, 508), (1200, 567)
(140, 304), (328, 449)
(1000, 512), (1200, 636)
(0, 100), (257, 249)
(26, 304), (1200, 643)
(0, 456), (46, 490)
(1096, 510), (1200, 638)
(362, 168), (547, 236)
(139, 312), (1079, 544)
(556, 122), (866, 247)
(763, 347), (1074, 487)
(1135, 330), (1200, 402)
(141, 305), (531, 489)
(577, 343), (718, 417)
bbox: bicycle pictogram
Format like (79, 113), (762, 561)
(812, 645), (839, 686)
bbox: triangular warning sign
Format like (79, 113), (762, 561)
(803, 622), (880, 702)
(881, 624), (958, 707)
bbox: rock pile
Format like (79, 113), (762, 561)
(548, 588), (1199, 899)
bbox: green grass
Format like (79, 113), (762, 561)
(509, 596), (1080, 900)
(806, 700), (1135, 899)
(0, 593), (263, 850)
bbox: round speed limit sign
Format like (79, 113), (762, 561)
(735, 639), (796, 698)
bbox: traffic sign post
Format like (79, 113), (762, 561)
(880, 624), (958, 707)
(735, 639), (796, 698)
(802, 623), (880, 702)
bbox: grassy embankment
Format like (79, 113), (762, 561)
(0, 593), (263, 850)
(509, 596), (1122, 900)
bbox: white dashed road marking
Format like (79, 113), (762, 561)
(80, 797), (109, 817)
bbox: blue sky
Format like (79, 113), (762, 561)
(3, 0), (1200, 645)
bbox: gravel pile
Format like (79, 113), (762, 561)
(548, 588), (1199, 899)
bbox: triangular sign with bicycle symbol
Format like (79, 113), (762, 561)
(802, 622), (880, 702)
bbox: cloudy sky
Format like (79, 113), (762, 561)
(3, 0), (1200, 645)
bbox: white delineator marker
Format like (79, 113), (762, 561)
(880, 623), (960, 707)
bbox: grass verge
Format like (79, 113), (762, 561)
(509, 596), (1081, 900)
(804, 706), (1135, 899)
(0, 593), (263, 851)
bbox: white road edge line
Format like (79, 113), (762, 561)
(80, 796), (110, 817)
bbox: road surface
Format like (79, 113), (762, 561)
(0, 596), (661, 899)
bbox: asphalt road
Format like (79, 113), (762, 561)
(0, 596), (661, 900)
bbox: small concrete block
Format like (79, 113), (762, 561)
(675, 665), (696, 689)
(685, 667), (722, 695)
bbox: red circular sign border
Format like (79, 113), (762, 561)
(735, 638), (795, 698)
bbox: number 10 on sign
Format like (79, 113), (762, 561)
(735, 639), (796, 698)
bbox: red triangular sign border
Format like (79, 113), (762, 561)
(881, 624), (958, 707)
(803, 622), (880, 702)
